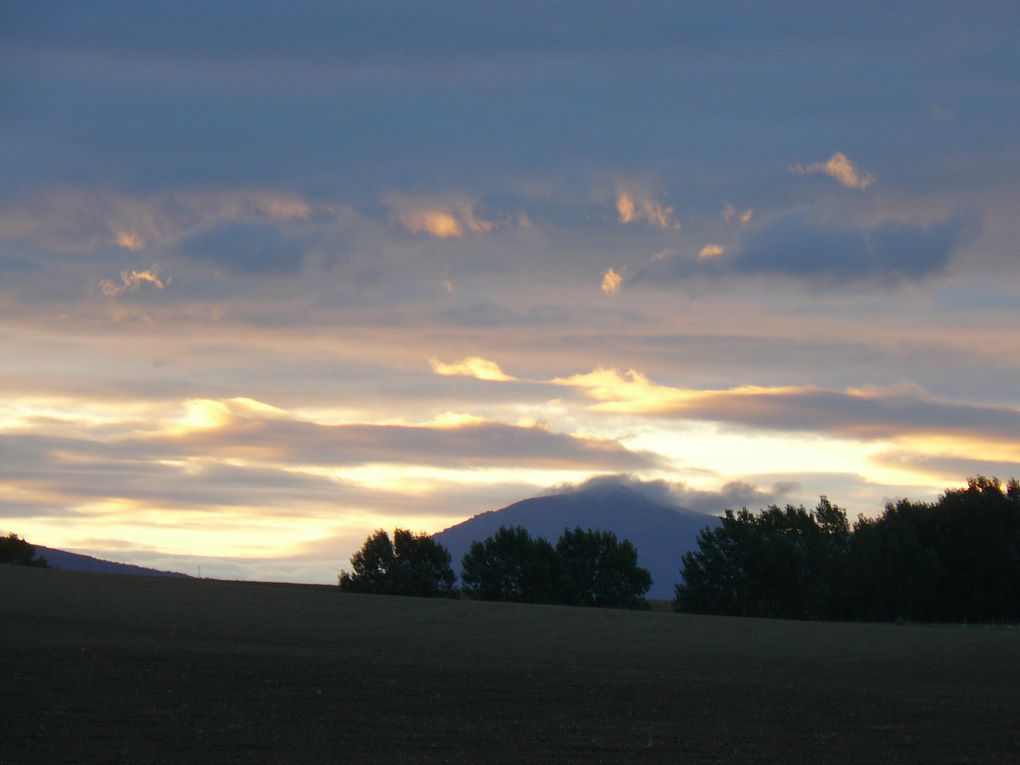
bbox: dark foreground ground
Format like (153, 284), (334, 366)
(3, 567), (1019, 763)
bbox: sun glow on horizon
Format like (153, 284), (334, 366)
(3, 3), (1018, 592)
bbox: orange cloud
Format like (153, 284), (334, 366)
(698, 244), (726, 259)
(616, 192), (637, 223)
(792, 152), (876, 190)
(98, 265), (169, 298)
(428, 356), (516, 382)
(615, 190), (681, 230)
(399, 209), (464, 238)
(391, 197), (497, 239)
(114, 230), (146, 251)
(601, 267), (623, 295)
(552, 367), (748, 414)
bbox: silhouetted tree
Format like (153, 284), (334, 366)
(460, 525), (560, 603)
(676, 479), (1020, 623)
(848, 498), (943, 622)
(556, 527), (651, 609)
(936, 476), (1020, 621)
(675, 498), (850, 619)
(339, 529), (455, 597)
(0, 533), (48, 567)
(850, 477), (1020, 622)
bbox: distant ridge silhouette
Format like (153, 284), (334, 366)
(434, 482), (720, 599)
(34, 546), (190, 578)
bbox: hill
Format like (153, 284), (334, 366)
(3, 565), (1019, 763)
(34, 546), (190, 578)
(434, 482), (720, 599)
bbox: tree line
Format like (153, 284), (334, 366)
(0, 533), (48, 567)
(339, 525), (652, 609)
(339, 476), (1020, 622)
(675, 476), (1020, 623)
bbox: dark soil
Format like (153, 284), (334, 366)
(3, 566), (1019, 763)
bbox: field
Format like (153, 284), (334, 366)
(3, 567), (1019, 763)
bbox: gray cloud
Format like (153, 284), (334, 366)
(0, 411), (663, 521)
(0, 433), (349, 516)
(737, 216), (965, 284)
(555, 473), (799, 516)
(0, 430), (564, 520)
(7, 3), (1010, 85)
(637, 214), (977, 288)
(432, 302), (569, 328)
(623, 385), (1020, 446)
(685, 387), (1020, 444)
(0, 254), (44, 275)
(178, 221), (310, 275)
(168, 417), (663, 471)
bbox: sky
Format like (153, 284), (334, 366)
(2, 2), (1019, 582)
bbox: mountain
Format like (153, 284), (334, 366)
(34, 546), (191, 578)
(434, 483), (720, 600)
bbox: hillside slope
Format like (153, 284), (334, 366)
(434, 483), (719, 599)
(34, 546), (190, 578)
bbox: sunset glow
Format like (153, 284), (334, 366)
(3, 4), (1018, 582)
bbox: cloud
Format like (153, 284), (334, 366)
(431, 302), (569, 327)
(390, 197), (496, 239)
(459, 206), (496, 235)
(398, 209), (464, 238)
(257, 198), (312, 221)
(0, 421), (566, 530)
(512, 212), (534, 230)
(0, 396), (666, 525)
(871, 451), (1020, 484)
(792, 152), (876, 190)
(616, 193), (636, 223)
(601, 267), (623, 295)
(0, 433), (359, 516)
(114, 230), (147, 251)
(429, 356), (516, 382)
(615, 190), (680, 230)
(98, 265), (169, 298)
(723, 203), (752, 226)
(243, 420), (661, 470)
(698, 244), (725, 259)
(553, 367), (809, 417)
(556, 473), (799, 515)
(634, 213), (977, 287)
(0, 188), (318, 256)
(554, 367), (1020, 450)
(151, 399), (663, 471)
(179, 220), (309, 275)
(733, 215), (973, 285)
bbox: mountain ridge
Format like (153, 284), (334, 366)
(434, 483), (720, 599)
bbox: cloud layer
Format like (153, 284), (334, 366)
(555, 367), (1020, 453)
(3, 3), (1018, 584)
(637, 214), (977, 287)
